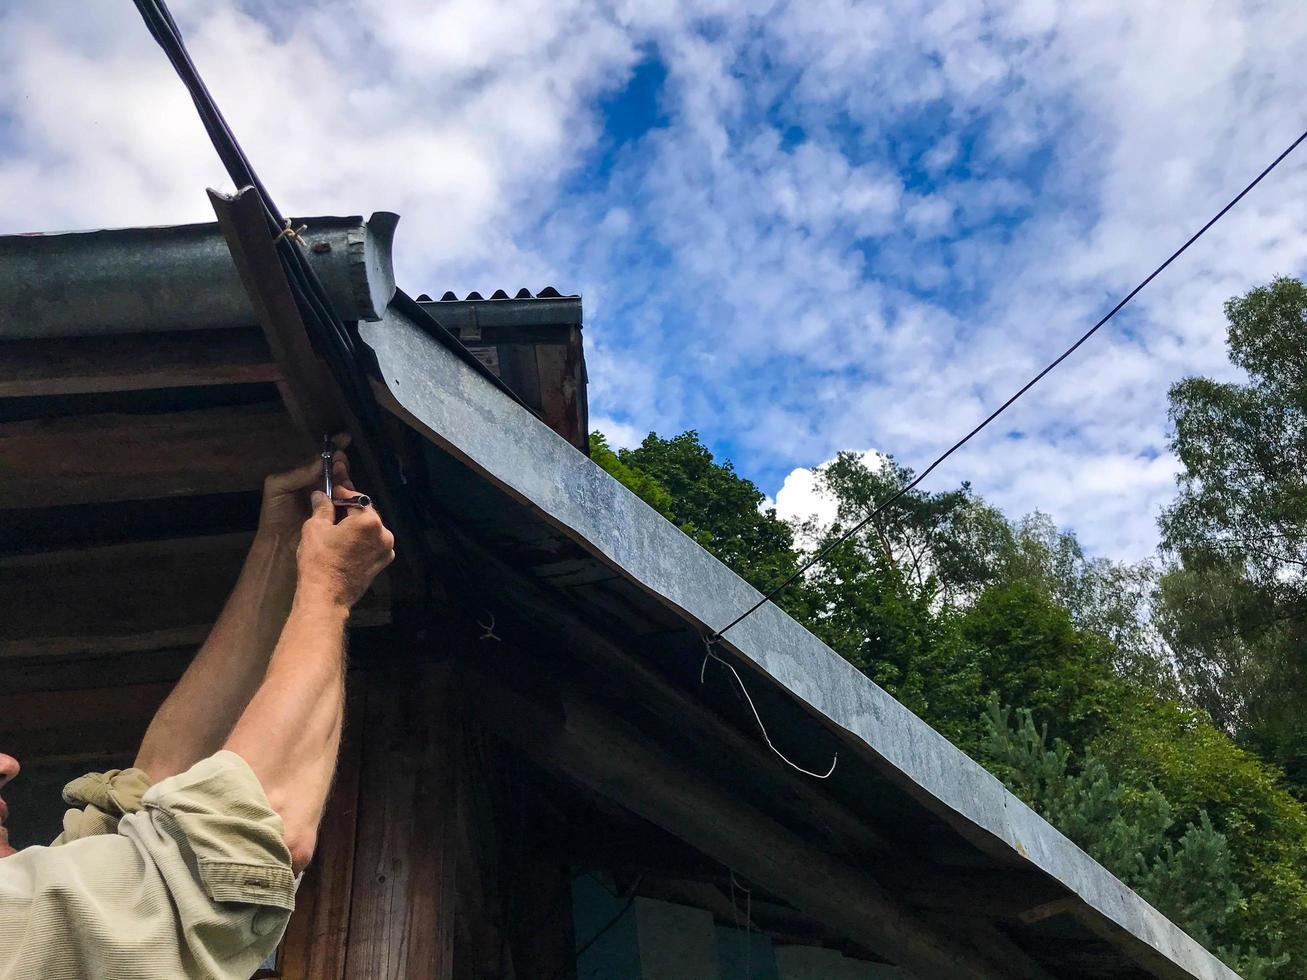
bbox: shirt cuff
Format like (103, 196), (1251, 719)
(141, 750), (296, 912)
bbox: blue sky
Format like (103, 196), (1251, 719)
(4, 0), (1307, 560)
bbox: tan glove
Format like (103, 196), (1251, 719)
(52, 767), (153, 845)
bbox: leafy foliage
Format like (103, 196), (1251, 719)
(1158, 276), (1307, 785)
(982, 700), (1293, 978)
(960, 582), (1120, 749)
(588, 294), (1307, 975)
(589, 431), (802, 610)
(589, 431), (675, 518)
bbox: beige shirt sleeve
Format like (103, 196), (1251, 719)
(0, 751), (295, 980)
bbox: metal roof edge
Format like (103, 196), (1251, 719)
(358, 307), (1242, 980)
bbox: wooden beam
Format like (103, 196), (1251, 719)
(0, 682), (170, 760)
(893, 866), (1068, 919)
(209, 188), (344, 443)
(0, 647), (195, 695)
(0, 533), (251, 659)
(469, 672), (1019, 980)
(344, 662), (457, 980)
(930, 916), (1058, 980)
(0, 533), (389, 659)
(1018, 897), (1080, 926)
(0, 328), (281, 398)
(0, 400), (304, 509)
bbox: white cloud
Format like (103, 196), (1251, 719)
(3, 0), (1306, 564)
(772, 449), (886, 547)
(592, 414), (646, 450)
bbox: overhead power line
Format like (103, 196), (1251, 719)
(709, 124), (1307, 645)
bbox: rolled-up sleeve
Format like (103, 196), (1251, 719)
(0, 751), (294, 980)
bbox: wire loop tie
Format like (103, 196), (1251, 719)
(476, 611), (501, 642)
(700, 637), (837, 780)
(274, 219), (309, 246)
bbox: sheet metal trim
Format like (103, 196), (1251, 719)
(360, 307), (1240, 980)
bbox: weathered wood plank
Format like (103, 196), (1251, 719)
(0, 647), (195, 695)
(344, 662), (456, 980)
(534, 340), (586, 450)
(0, 532), (391, 659)
(0, 400), (306, 509)
(0, 682), (169, 760)
(0, 328), (280, 398)
(209, 189), (344, 442)
(0, 533), (252, 659)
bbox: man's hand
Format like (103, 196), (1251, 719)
(258, 435), (354, 543)
(296, 490), (395, 610)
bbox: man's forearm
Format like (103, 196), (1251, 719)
(134, 532), (297, 782)
(224, 592), (349, 872)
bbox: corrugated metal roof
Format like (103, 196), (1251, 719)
(415, 287), (575, 302)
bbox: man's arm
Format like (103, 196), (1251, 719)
(133, 447), (353, 783)
(225, 490), (394, 872)
(0, 473), (389, 979)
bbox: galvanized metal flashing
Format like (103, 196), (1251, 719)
(359, 307), (1242, 980)
(0, 215), (396, 338)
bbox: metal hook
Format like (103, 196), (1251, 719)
(477, 611), (501, 642)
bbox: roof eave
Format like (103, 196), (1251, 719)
(359, 304), (1241, 980)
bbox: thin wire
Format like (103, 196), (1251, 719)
(701, 640), (837, 779)
(709, 124), (1307, 644)
(728, 869), (755, 977)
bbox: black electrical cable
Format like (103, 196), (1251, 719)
(130, 0), (500, 578)
(132, 0), (531, 408)
(709, 124), (1307, 645)
(134, 0), (1307, 647)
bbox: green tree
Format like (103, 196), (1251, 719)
(589, 431), (675, 518)
(1158, 276), (1307, 785)
(1093, 694), (1307, 974)
(811, 451), (1006, 603)
(589, 431), (801, 604)
(798, 518), (982, 744)
(592, 424), (1307, 973)
(983, 699), (1296, 978)
(961, 582), (1121, 749)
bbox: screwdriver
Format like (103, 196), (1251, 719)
(321, 435), (372, 509)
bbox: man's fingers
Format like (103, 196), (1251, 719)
(308, 490), (336, 522)
(265, 457), (323, 494)
(331, 451), (351, 482)
(339, 499), (381, 523)
(266, 438), (351, 496)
